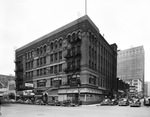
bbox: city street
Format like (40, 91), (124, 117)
(1, 103), (150, 117)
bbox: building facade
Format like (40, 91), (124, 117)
(0, 74), (16, 99)
(15, 15), (117, 104)
(144, 81), (150, 97)
(117, 46), (145, 97)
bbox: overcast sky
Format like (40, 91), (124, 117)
(0, 0), (150, 82)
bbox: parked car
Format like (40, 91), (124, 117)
(100, 99), (111, 106)
(143, 97), (150, 106)
(110, 98), (118, 105)
(9, 99), (16, 103)
(47, 100), (61, 106)
(130, 98), (141, 107)
(61, 100), (76, 107)
(118, 98), (129, 106)
(34, 99), (44, 105)
(24, 99), (33, 104)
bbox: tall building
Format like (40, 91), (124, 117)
(117, 46), (145, 97)
(144, 81), (150, 97)
(15, 15), (117, 104)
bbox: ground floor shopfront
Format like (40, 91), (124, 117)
(40, 87), (108, 105)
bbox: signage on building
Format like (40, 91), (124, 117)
(25, 83), (34, 87)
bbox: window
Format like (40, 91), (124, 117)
(55, 53), (58, 61)
(50, 54), (53, 62)
(51, 78), (62, 87)
(89, 75), (96, 85)
(50, 66), (53, 74)
(40, 69), (43, 76)
(37, 48), (39, 55)
(89, 60), (91, 68)
(37, 59), (39, 66)
(55, 42), (58, 49)
(44, 68), (46, 75)
(31, 61), (33, 68)
(37, 79), (46, 87)
(31, 71), (33, 77)
(54, 65), (57, 74)
(37, 70), (39, 76)
(43, 45), (47, 53)
(50, 42), (53, 50)
(40, 58), (43, 65)
(59, 41), (62, 48)
(59, 64), (62, 72)
(44, 56), (46, 64)
(59, 51), (62, 60)
(40, 47), (43, 54)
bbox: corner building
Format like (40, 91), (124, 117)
(15, 15), (117, 104)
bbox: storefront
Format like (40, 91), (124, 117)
(58, 88), (105, 104)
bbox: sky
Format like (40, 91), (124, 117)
(0, 0), (150, 82)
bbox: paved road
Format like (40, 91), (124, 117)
(1, 104), (150, 117)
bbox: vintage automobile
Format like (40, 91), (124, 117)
(143, 97), (150, 106)
(118, 98), (129, 106)
(24, 99), (33, 104)
(9, 99), (16, 103)
(110, 98), (118, 105)
(61, 100), (76, 107)
(47, 100), (61, 106)
(100, 99), (111, 106)
(34, 99), (44, 105)
(130, 98), (141, 107)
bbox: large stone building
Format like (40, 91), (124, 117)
(117, 46), (145, 97)
(15, 15), (117, 104)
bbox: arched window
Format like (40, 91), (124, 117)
(77, 30), (82, 39)
(37, 48), (39, 55)
(67, 35), (71, 43)
(40, 46), (43, 54)
(50, 42), (53, 50)
(72, 33), (76, 42)
(43, 45), (47, 53)
(54, 41), (58, 49)
(59, 38), (63, 48)
(89, 31), (92, 43)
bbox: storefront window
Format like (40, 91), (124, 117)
(89, 75), (96, 85)
(51, 78), (62, 87)
(37, 79), (46, 87)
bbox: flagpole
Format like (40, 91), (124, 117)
(85, 0), (87, 15)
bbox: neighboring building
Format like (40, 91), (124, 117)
(144, 81), (150, 97)
(15, 15), (117, 104)
(117, 46), (145, 97)
(0, 74), (16, 99)
(116, 78), (129, 98)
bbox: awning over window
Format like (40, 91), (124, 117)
(58, 88), (103, 94)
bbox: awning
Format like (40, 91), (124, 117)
(58, 88), (103, 94)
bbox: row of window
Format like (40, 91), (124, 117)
(24, 29), (82, 60)
(37, 56), (46, 67)
(50, 51), (62, 62)
(25, 64), (63, 78)
(25, 51), (63, 70)
(36, 74), (112, 89)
